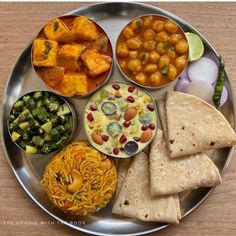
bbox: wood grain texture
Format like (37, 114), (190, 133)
(0, 2), (236, 236)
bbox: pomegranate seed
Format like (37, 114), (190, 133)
(112, 84), (120, 90)
(120, 135), (127, 144)
(113, 148), (119, 155)
(102, 135), (109, 142)
(147, 104), (154, 111)
(123, 120), (131, 127)
(128, 87), (135, 93)
(87, 113), (94, 121)
(141, 124), (148, 131)
(127, 96), (135, 103)
(90, 104), (98, 111)
(133, 136), (140, 142)
(149, 123), (155, 130)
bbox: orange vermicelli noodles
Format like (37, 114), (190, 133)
(41, 141), (117, 216)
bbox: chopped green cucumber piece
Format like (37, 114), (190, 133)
(44, 133), (52, 141)
(41, 120), (52, 133)
(32, 136), (44, 147)
(57, 104), (71, 116)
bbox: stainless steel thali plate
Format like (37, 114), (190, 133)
(1, 2), (235, 236)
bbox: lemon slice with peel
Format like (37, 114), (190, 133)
(185, 32), (204, 62)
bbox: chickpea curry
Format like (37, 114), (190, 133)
(116, 15), (189, 87)
(33, 15), (112, 97)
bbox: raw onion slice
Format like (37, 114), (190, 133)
(174, 77), (191, 93)
(220, 86), (228, 106)
(186, 79), (214, 103)
(179, 68), (190, 80)
(188, 57), (218, 84)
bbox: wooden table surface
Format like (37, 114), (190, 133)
(0, 2), (236, 236)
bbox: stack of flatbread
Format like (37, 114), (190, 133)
(112, 92), (236, 224)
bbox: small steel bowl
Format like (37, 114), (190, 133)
(31, 15), (113, 98)
(7, 90), (77, 154)
(115, 14), (189, 90)
(83, 81), (158, 158)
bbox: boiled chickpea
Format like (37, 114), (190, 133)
(149, 51), (160, 63)
(175, 40), (189, 55)
(127, 38), (142, 50)
(167, 47), (177, 59)
(158, 55), (170, 69)
(156, 31), (169, 42)
(122, 26), (134, 39)
(164, 20), (178, 34)
(143, 29), (155, 40)
(143, 40), (156, 52)
(127, 59), (142, 73)
(119, 60), (127, 70)
(150, 72), (162, 86)
(130, 18), (143, 32)
(143, 16), (153, 28)
(139, 52), (149, 65)
(152, 20), (164, 32)
(167, 64), (177, 80)
(135, 72), (146, 84)
(117, 43), (129, 57)
(144, 64), (158, 74)
(168, 34), (182, 45)
(156, 42), (167, 55)
(176, 55), (187, 70)
(129, 50), (138, 59)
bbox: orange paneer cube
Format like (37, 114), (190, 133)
(72, 16), (99, 41)
(33, 39), (58, 67)
(44, 18), (75, 43)
(37, 67), (65, 88)
(58, 44), (85, 72)
(81, 50), (112, 77)
(58, 73), (89, 96)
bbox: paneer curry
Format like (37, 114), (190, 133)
(116, 15), (189, 87)
(33, 15), (112, 97)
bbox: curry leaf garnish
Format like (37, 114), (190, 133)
(136, 20), (143, 30)
(53, 21), (59, 31)
(43, 41), (52, 59)
(161, 65), (169, 76)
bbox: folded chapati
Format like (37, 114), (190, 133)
(166, 91), (236, 158)
(115, 158), (133, 200)
(112, 152), (181, 224)
(150, 129), (222, 196)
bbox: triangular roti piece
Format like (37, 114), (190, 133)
(115, 158), (133, 200)
(150, 129), (222, 196)
(166, 91), (236, 158)
(112, 152), (180, 224)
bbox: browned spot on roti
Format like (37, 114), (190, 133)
(210, 141), (216, 146)
(180, 149), (183, 152)
(124, 200), (129, 205)
(145, 214), (148, 218)
(170, 139), (175, 144)
(182, 126), (185, 130)
(192, 143), (196, 146)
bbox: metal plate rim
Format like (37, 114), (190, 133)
(1, 2), (236, 236)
